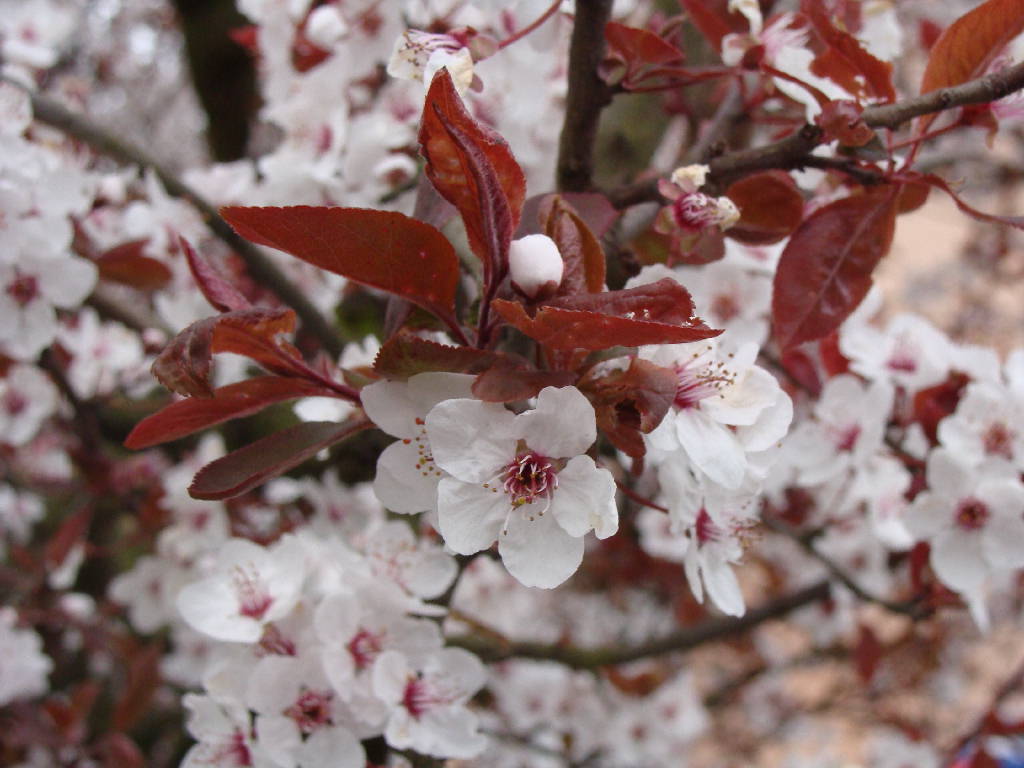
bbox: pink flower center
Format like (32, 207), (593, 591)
(955, 498), (990, 531)
(402, 674), (454, 719)
(673, 353), (735, 410)
(257, 624), (296, 657)
(711, 293), (740, 323)
(205, 729), (252, 767)
(502, 451), (558, 507)
(671, 191), (719, 232)
(285, 689), (334, 734)
(3, 389), (27, 417)
(982, 422), (1014, 460)
(232, 566), (273, 620)
(347, 628), (385, 670)
(6, 273), (39, 307)
(831, 424), (861, 453)
(694, 508), (720, 545)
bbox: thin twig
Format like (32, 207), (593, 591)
(556, 0), (615, 192)
(446, 579), (831, 668)
(605, 59), (1024, 206)
(762, 516), (929, 619)
(8, 79), (344, 358)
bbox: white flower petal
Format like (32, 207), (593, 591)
(515, 387), (596, 458)
(436, 478), (506, 555)
(550, 456), (618, 539)
(373, 439), (442, 514)
(499, 510), (584, 589)
(675, 409), (746, 489)
(426, 399), (516, 482)
(931, 530), (987, 593)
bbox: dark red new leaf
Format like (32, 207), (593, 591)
(189, 418), (371, 500)
(680, 0), (735, 52)
(221, 205), (460, 323)
(181, 236), (250, 312)
(471, 363), (576, 402)
(919, 0), (1024, 133)
(95, 239), (173, 291)
(725, 171), (805, 245)
(373, 333), (502, 380)
(125, 376), (340, 449)
(151, 307), (297, 398)
(419, 68), (526, 282)
(494, 291), (719, 352)
(603, 21), (685, 86)
(581, 358), (678, 458)
(802, 0), (895, 102)
(772, 189), (898, 349)
(112, 644), (162, 732)
(548, 278), (699, 323)
(540, 195), (606, 296)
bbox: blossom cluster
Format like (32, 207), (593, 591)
(4, 0), (1024, 766)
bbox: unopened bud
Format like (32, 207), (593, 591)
(509, 234), (564, 298)
(670, 164), (710, 194)
(305, 6), (348, 49)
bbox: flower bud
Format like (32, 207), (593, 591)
(508, 234), (564, 299)
(305, 6), (349, 49)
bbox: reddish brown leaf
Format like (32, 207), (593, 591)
(124, 376), (340, 449)
(772, 189), (898, 349)
(419, 68), (525, 284)
(725, 172), (805, 245)
(548, 278), (699, 323)
(180, 236), (250, 312)
(680, 0), (735, 52)
(471, 364), (576, 402)
(919, 0), (1024, 132)
(96, 734), (145, 768)
(602, 21), (685, 86)
(803, 0), (895, 102)
(494, 299), (719, 352)
(373, 333), (502, 380)
(581, 358), (678, 458)
(921, 0), (1024, 94)
(854, 624), (883, 683)
(45, 507), (92, 574)
(152, 308), (298, 398)
(605, 22), (685, 67)
(221, 205), (460, 323)
(540, 195), (606, 296)
(112, 644), (162, 731)
(780, 348), (822, 397)
(189, 418), (371, 500)
(95, 239), (173, 291)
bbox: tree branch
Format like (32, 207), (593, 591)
(556, 0), (615, 192)
(605, 59), (1024, 206)
(9, 80), (344, 358)
(761, 517), (930, 619)
(446, 579), (830, 669)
